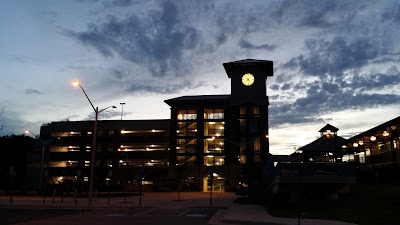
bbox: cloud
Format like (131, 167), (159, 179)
(269, 70), (400, 128)
(266, 0), (400, 129)
(270, 0), (356, 28)
(84, 109), (120, 120)
(381, 1), (400, 23)
(25, 89), (43, 95)
(239, 40), (276, 51)
(105, 67), (212, 96)
(284, 36), (389, 76)
(63, 0), (400, 131)
(10, 55), (33, 64)
(0, 112), (42, 136)
(102, 0), (132, 8)
(348, 71), (400, 92)
(67, 1), (204, 77)
(125, 79), (209, 95)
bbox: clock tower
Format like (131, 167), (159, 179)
(223, 59), (273, 198)
(223, 59), (273, 105)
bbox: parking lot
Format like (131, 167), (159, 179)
(0, 207), (219, 225)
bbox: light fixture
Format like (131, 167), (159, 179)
(370, 136), (377, 141)
(383, 131), (389, 137)
(72, 80), (80, 86)
(353, 143), (359, 147)
(358, 140), (364, 145)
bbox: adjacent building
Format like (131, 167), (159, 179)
(298, 124), (347, 162)
(342, 116), (400, 181)
(28, 120), (170, 192)
(272, 124), (356, 202)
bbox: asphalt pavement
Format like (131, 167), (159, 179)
(0, 192), (357, 225)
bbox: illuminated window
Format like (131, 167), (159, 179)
(204, 109), (224, 119)
(365, 148), (371, 156)
(120, 129), (165, 135)
(203, 138), (224, 153)
(252, 106), (260, 117)
(204, 121), (224, 136)
(177, 156), (196, 165)
(253, 137), (260, 152)
(177, 138), (197, 153)
(177, 110), (197, 120)
(177, 122), (197, 136)
(204, 156), (224, 166)
(69, 131), (81, 136)
(239, 155), (246, 164)
(240, 106), (246, 115)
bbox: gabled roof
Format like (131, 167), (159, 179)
(298, 135), (347, 155)
(318, 124), (339, 132)
(347, 115), (400, 142)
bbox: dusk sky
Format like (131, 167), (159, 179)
(1, 0), (400, 155)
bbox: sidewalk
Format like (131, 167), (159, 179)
(0, 192), (357, 225)
(221, 204), (357, 225)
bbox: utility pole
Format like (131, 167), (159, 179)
(120, 103), (125, 120)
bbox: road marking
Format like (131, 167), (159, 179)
(105, 213), (128, 216)
(178, 209), (190, 216)
(134, 208), (156, 216)
(184, 213), (209, 217)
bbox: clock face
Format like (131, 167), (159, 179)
(242, 73), (255, 86)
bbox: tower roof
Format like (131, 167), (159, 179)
(318, 124), (339, 133)
(223, 59), (273, 78)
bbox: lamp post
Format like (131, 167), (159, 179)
(120, 103), (125, 120)
(118, 147), (129, 203)
(295, 149), (303, 225)
(24, 130), (54, 193)
(209, 136), (217, 207)
(72, 80), (116, 206)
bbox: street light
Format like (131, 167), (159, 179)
(118, 147), (129, 203)
(209, 136), (216, 206)
(72, 80), (117, 206)
(24, 130), (54, 193)
(295, 149), (303, 225)
(120, 103), (125, 120)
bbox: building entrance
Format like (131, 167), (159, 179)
(203, 173), (225, 192)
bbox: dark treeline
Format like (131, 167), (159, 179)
(0, 134), (34, 190)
